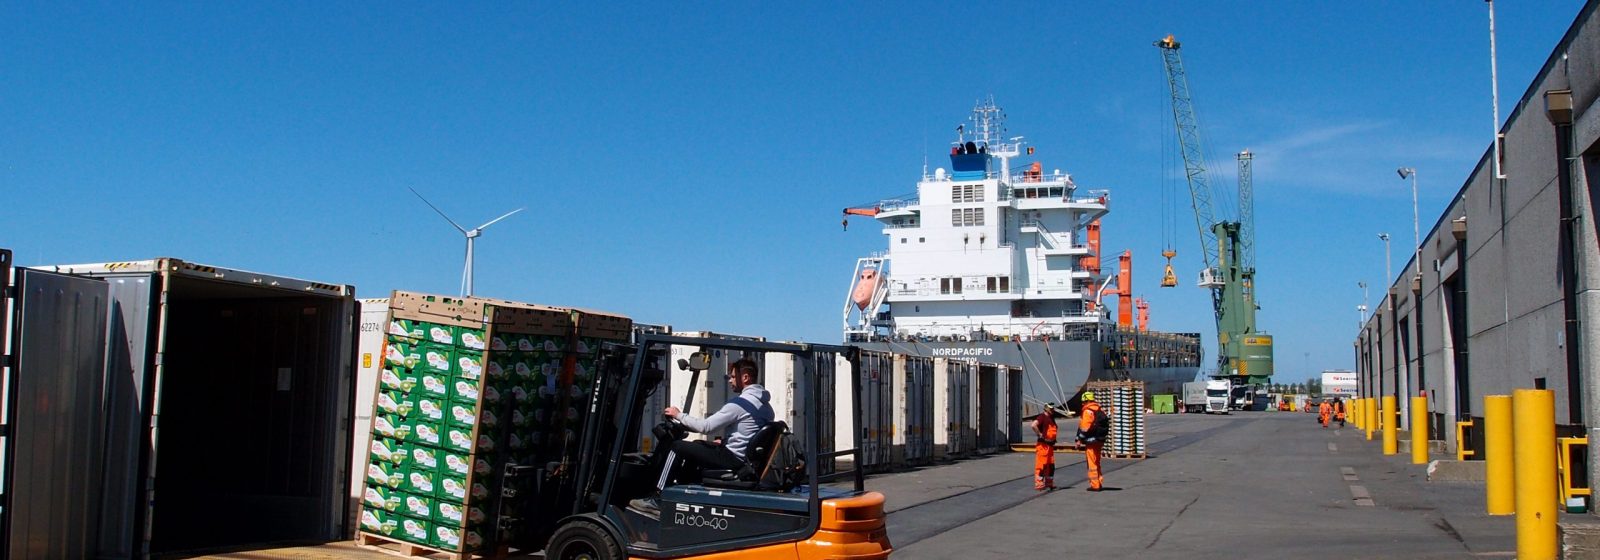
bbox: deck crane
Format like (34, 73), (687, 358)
(1155, 34), (1273, 391)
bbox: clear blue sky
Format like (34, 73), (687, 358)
(2, 2), (1585, 381)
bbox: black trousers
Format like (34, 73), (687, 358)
(652, 439), (745, 490)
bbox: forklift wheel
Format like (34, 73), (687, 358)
(547, 519), (623, 560)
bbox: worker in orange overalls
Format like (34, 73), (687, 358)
(1333, 398), (1347, 428)
(1076, 392), (1107, 491)
(1318, 400), (1332, 428)
(1032, 403), (1062, 491)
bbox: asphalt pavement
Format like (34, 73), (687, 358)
(880, 410), (1516, 559)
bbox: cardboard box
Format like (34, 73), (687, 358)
(432, 524), (486, 552)
(398, 515), (432, 546)
(360, 508), (403, 537)
(401, 491), (435, 519)
(363, 485), (402, 512)
(371, 414), (412, 442)
(434, 501), (488, 527)
(404, 416), (444, 448)
(418, 343), (454, 376)
(455, 352), (484, 380)
(418, 372), (451, 400)
(387, 318), (426, 341)
(369, 436), (409, 467)
(408, 445), (441, 473)
(379, 366), (419, 394)
(403, 466), (440, 497)
(366, 461), (404, 490)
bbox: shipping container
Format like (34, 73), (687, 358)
(834, 350), (892, 471)
(893, 355), (935, 465)
(349, 298), (390, 530)
(1006, 366), (1024, 446)
(764, 348), (838, 475)
(4, 258), (357, 558)
(933, 358), (975, 458)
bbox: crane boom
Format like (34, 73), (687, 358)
(1155, 35), (1223, 314)
(1237, 149), (1255, 273)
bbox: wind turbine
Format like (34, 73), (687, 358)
(409, 188), (523, 297)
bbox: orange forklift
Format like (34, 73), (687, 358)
(517, 335), (891, 559)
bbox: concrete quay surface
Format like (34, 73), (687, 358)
(877, 411), (1518, 559)
(185, 412), (1527, 559)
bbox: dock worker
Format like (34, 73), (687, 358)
(1032, 403), (1063, 491)
(632, 357), (772, 516)
(1076, 392), (1107, 491)
(1318, 399), (1332, 428)
(1333, 398), (1346, 428)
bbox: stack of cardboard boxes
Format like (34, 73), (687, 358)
(358, 292), (629, 555)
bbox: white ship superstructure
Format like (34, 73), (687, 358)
(845, 100), (1113, 342)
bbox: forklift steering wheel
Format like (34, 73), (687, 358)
(652, 420), (688, 442)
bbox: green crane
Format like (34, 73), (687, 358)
(1155, 35), (1273, 388)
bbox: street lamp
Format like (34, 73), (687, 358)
(1398, 167), (1421, 281)
(1357, 280), (1369, 330)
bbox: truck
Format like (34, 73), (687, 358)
(1180, 380), (1231, 414)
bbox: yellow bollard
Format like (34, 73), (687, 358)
(1353, 398), (1363, 429)
(1485, 395), (1514, 515)
(1382, 395), (1398, 455)
(1366, 397), (1377, 441)
(1411, 395), (1428, 464)
(1512, 389), (1557, 560)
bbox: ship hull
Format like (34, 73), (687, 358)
(853, 339), (1197, 404)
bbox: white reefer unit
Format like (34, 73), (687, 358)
(764, 346), (839, 475)
(934, 358), (975, 457)
(893, 354), (935, 466)
(835, 349), (894, 471)
(348, 297), (389, 530)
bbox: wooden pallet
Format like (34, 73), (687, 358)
(356, 531), (510, 560)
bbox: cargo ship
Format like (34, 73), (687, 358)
(842, 99), (1202, 406)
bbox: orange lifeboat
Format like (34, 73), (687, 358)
(852, 269), (879, 310)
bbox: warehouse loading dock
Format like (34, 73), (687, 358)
(3, 258), (356, 558)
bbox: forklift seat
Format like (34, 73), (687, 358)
(701, 421), (788, 490)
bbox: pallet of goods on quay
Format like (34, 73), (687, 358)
(1087, 380), (1147, 459)
(357, 291), (629, 558)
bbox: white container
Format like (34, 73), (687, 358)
(350, 298), (389, 508)
(765, 348), (839, 475)
(837, 350), (894, 471)
(894, 354), (935, 465)
(934, 358), (975, 457)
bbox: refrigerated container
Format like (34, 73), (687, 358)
(893, 355), (935, 466)
(6, 258), (357, 558)
(350, 297), (390, 529)
(934, 358), (975, 458)
(630, 323), (672, 454)
(764, 347), (838, 475)
(838, 350), (893, 471)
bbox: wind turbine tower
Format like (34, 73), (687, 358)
(409, 188), (523, 297)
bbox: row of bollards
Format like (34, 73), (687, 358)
(1345, 390), (1559, 559)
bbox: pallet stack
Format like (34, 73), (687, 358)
(1087, 380), (1147, 458)
(358, 292), (629, 558)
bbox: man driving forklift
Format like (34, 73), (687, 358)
(632, 357), (773, 515)
(539, 335), (890, 559)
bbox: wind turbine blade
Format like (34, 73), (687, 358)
(476, 207), (525, 230)
(409, 188), (469, 234)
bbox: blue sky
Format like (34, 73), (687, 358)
(2, 2), (1586, 381)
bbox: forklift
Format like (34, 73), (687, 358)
(515, 334), (891, 559)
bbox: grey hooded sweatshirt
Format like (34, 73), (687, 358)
(677, 384), (774, 459)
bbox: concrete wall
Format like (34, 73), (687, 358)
(1355, 0), (1600, 455)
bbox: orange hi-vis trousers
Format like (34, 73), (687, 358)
(1034, 442), (1055, 490)
(1086, 442), (1104, 490)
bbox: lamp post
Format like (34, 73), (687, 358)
(1398, 167), (1421, 281)
(1358, 280), (1369, 331)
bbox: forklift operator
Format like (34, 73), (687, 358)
(659, 357), (774, 478)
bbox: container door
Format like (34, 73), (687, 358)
(2, 269), (112, 560)
(812, 350), (836, 476)
(977, 365), (997, 451)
